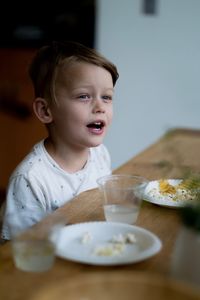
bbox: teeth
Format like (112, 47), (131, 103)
(87, 121), (105, 129)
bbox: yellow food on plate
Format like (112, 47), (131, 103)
(157, 178), (200, 202)
(144, 177), (200, 207)
(93, 243), (125, 256)
(178, 176), (200, 190)
(159, 180), (176, 194)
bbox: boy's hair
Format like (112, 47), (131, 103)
(29, 41), (119, 103)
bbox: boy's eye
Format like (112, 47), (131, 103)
(102, 95), (112, 101)
(78, 94), (91, 100)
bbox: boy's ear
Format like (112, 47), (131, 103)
(33, 97), (53, 123)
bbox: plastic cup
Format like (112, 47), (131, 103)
(97, 174), (148, 224)
(6, 210), (59, 272)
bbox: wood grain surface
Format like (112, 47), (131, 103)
(1, 128), (200, 300)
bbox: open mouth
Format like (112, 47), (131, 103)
(87, 121), (105, 131)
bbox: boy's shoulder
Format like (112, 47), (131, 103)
(10, 140), (46, 179)
(90, 144), (111, 164)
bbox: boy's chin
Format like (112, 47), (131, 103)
(88, 140), (103, 148)
(85, 135), (105, 148)
(89, 142), (102, 148)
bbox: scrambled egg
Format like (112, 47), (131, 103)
(93, 243), (125, 256)
(93, 232), (137, 256)
(157, 179), (198, 202)
(81, 231), (137, 257)
(159, 180), (176, 194)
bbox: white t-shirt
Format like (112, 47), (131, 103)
(1, 140), (111, 240)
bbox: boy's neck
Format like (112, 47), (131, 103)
(44, 138), (90, 173)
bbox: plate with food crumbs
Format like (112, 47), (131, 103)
(143, 179), (199, 208)
(55, 222), (162, 266)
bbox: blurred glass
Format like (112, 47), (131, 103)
(7, 210), (61, 272)
(171, 203), (200, 286)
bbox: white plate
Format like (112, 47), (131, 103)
(143, 179), (195, 208)
(55, 222), (162, 266)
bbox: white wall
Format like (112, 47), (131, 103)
(95, 0), (200, 169)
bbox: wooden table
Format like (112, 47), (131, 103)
(1, 128), (200, 299)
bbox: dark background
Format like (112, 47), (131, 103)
(0, 0), (95, 48)
(0, 0), (96, 196)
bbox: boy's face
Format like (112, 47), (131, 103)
(49, 61), (114, 149)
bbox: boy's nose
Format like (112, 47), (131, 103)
(92, 99), (105, 114)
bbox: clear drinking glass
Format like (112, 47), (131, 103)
(97, 174), (148, 224)
(6, 209), (59, 272)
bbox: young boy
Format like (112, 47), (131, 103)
(1, 41), (119, 240)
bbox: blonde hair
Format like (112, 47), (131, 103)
(29, 41), (119, 104)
